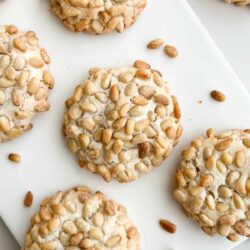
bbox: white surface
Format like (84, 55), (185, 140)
(188, 0), (250, 91)
(0, 0), (250, 250)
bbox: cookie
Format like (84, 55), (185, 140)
(63, 60), (182, 183)
(174, 129), (250, 241)
(50, 0), (147, 34)
(0, 25), (54, 142)
(23, 186), (140, 250)
(225, 0), (250, 6)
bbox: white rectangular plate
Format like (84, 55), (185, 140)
(0, 0), (250, 249)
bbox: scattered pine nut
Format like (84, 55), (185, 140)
(159, 219), (177, 234)
(164, 45), (178, 58)
(147, 38), (164, 49)
(24, 191), (33, 207)
(8, 153), (21, 163)
(210, 90), (226, 102)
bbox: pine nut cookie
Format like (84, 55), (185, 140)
(23, 186), (140, 250)
(0, 25), (54, 142)
(63, 60), (182, 183)
(50, 0), (147, 34)
(174, 129), (250, 241)
(225, 0), (250, 6)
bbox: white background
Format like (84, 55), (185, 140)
(0, 0), (250, 249)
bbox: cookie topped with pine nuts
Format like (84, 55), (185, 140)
(0, 25), (54, 142)
(225, 0), (250, 6)
(23, 186), (140, 250)
(63, 60), (182, 183)
(174, 129), (250, 242)
(50, 0), (147, 34)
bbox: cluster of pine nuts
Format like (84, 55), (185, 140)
(225, 0), (250, 6)
(63, 60), (182, 183)
(50, 0), (147, 34)
(0, 25), (54, 142)
(174, 129), (250, 241)
(23, 186), (140, 250)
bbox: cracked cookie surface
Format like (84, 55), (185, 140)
(63, 60), (182, 183)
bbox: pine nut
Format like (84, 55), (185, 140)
(159, 219), (177, 233)
(8, 153), (21, 163)
(147, 38), (164, 49)
(211, 90), (226, 102)
(134, 60), (151, 69)
(164, 45), (178, 58)
(24, 191), (33, 207)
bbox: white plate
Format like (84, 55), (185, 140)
(0, 0), (250, 249)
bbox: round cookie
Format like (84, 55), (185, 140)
(63, 60), (182, 183)
(225, 0), (250, 6)
(23, 186), (140, 250)
(50, 0), (147, 34)
(174, 129), (250, 241)
(0, 25), (54, 142)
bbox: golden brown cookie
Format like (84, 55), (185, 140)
(174, 129), (250, 241)
(0, 25), (54, 142)
(225, 0), (250, 6)
(23, 186), (140, 250)
(50, 0), (147, 34)
(63, 60), (182, 183)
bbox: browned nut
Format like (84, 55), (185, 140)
(159, 219), (177, 233)
(227, 233), (240, 242)
(24, 191), (33, 207)
(147, 38), (164, 49)
(8, 153), (21, 163)
(210, 90), (226, 102)
(164, 45), (178, 58)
